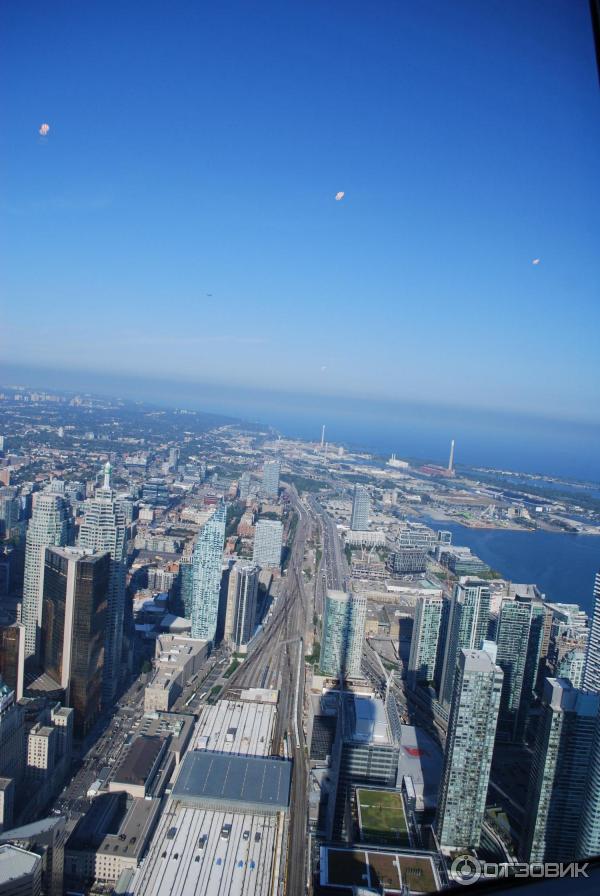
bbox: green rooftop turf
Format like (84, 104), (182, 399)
(356, 788), (410, 847)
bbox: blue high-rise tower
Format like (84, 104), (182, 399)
(191, 503), (227, 642)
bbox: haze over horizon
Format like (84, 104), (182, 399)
(2, 0), (600, 421)
(3, 359), (600, 482)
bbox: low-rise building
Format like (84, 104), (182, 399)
(144, 635), (209, 712)
(137, 712), (195, 766)
(344, 530), (387, 548)
(396, 725), (443, 817)
(388, 548), (428, 575)
(125, 698), (289, 896)
(108, 736), (168, 799)
(65, 792), (161, 889)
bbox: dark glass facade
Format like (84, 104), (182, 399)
(42, 549), (109, 738)
(0, 624), (23, 696)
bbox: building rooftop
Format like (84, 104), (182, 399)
(320, 845), (441, 893)
(172, 752), (291, 814)
(98, 798), (161, 859)
(461, 646), (499, 674)
(356, 788), (410, 847)
(545, 677), (600, 716)
(111, 735), (166, 787)
(396, 725), (443, 812)
(146, 635), (209, 694)
(30, 724), (54, 739)
(66, 793), (160, 860)
(0, 844), (40, 885)
(67, 792), (126, 850)
(0, 815), (64, 843)
(155, 634), (207, 666)
(190, 699), (276, 756)
(24, 670), (65, 696)
(238, 688), (279, 705)
(127, 803), (281, 896)
(310, 715), (336, 762)
(138, 711), (195, 755)
(347, 695), (392, 745)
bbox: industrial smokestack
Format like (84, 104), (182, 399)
(448, 439), (455, 472)
(321, 425), (326, 449)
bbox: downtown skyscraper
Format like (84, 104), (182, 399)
(252, 519), (283, 568)
(22, 488), (72, 658)
(560, 573), (600, 865)
(407, 594), (444, 690)
(41, 546), (109, 738)
(435, 644), (503, 851)
(224, 562), (259, 648)
(261, 458), (281, 498)
(521, 677), (599, 863)
(350, 484), (370, 531)
(320, 590), (367, 679)
(238, 471), (251, 501)
(78, 463), (128, 705)
(583, 571), (600, 693)
(191, 502), (226, 642)
(577, 709), (600, 860)
(495, 598), (533, 741)
(439, 578), (491, 706)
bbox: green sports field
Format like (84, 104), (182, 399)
(356, 788), (410, 847)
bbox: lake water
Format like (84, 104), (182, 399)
(421, 517), (600, 614)
(6, 363), (600, 480)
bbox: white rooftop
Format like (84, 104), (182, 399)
(127, 804), (280, 896)
(127, 699), (283, 896)
(190, 700), (276, 756)
(0, 844), (40, 885)
(239, 688), (279, 705)
(351, 696), (391, 744)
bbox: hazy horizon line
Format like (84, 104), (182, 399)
(1, 359), (600, 432)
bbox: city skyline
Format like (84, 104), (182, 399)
(1, 0), (600, 889)
(1, 386), (600, 890)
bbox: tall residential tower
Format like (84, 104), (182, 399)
(350, 484), (369, 531)
(439, 578), (491, 706)
(261, 459), (281, 498)
(252, 519), (283, 568)
(435, 645), (503, 851)
(191, 503), (226, 642)
(583, 571), (600, 693)
(521, 678), (599, 863)
(407, 594), (444, 690)
(495, 598), (533, 741)
(224, 562), (259, 648)
(320, 590), (367, 680)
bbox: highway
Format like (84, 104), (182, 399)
(224, 488), (312, 895)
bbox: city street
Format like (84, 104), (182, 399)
(53, 675), (149, 820)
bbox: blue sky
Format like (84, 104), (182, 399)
(2, 0), (599, 420)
